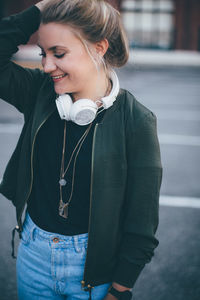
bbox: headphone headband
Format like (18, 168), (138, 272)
(101, 70), (120, 109)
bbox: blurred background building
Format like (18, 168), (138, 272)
(121, 0), (200, 51)
(1, 0), (200, 52)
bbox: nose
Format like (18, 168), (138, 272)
(42, 57), (57, 73)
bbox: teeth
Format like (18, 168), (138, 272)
(52, 74), (66, 79)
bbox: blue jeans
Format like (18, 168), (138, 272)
(16, 212), (111, 300)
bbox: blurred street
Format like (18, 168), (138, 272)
(0, 58), (200, 300)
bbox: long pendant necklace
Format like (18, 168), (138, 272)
(58, 121), (93, 218)
(58, 78), (112, 218)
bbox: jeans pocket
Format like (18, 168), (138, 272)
(20, 227), (31, 246)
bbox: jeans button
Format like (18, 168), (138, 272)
(52, 237), (60, 243)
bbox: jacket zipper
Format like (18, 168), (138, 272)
(81, 123), (98, 290)
(17, 111), (54, 230)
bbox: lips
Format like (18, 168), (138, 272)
(51, 74), (67, 82)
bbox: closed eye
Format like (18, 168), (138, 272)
(54, 53), (65, 59)
(39, 52), (65, 59)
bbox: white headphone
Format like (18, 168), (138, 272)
(55, 70), (120, 126)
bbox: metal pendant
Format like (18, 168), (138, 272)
(59, 201), (68, 219)
(59, 178), (67, 186)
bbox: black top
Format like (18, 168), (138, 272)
(27, 108), (105, 235)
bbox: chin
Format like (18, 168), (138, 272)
(54, 81), (74, 95)
(54, 86), (67, 95)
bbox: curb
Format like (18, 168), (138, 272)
(128, 49), (200, 67)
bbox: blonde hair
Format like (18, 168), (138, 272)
(40, 0), (129, 68)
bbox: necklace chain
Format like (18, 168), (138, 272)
(59, 121), (93, 218)
(58, 78), (111, 219)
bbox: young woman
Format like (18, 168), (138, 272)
(0, 0), (162, 299)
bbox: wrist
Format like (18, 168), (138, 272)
(112, 282), (131, 292)
(108, 286), (132, 300)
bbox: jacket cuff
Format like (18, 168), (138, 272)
(112, 259), (145, 288)
(13, 6), (41, 44)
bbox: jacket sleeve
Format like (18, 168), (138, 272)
(0, 5), (45, 115)
(112, 97), (162, 288)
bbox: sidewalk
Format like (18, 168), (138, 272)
(14, 45), (200, 67)
(129, 49), (200, 67)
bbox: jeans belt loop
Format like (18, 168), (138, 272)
(30, 224), (36, 241)
(73, 235), (81, 253)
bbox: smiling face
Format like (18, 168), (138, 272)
(38, 22), (103, 100)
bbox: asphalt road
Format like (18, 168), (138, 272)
(0, 64), (200, 300)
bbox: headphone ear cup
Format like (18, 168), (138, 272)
(56, 94), (73, 120)
(70, 99), (98, 125)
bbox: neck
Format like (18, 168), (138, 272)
(71, 69), (111, 106)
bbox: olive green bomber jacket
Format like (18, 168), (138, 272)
(0, 6), (162, 289)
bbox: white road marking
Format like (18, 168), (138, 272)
(154, 110), (200, 121)
(160, 195), (200, 209)
(159, 134), (200, 146)
(0, 124), (22, 134)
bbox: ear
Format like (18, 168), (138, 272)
(94, 39), (109, 57)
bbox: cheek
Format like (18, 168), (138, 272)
(54, 57), (72, 72)
(55, 52), (97, 77)
(41, 57), (45, 67)
(57, 58), (84, 75)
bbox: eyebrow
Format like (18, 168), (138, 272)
(37, 44), (68, 51)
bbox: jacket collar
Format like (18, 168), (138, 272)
(31, 77), (56, 143)
(97, 89), (123, 125)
